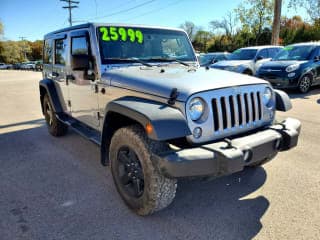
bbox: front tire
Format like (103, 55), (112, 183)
(109, 125), (177, 216)
(298, 75), (312, 93)
(43, 94), (68, 137)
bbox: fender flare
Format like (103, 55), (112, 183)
(298, 69), (315, 84)
(39, 79), (63, 113)
(100, 96), (191, 165)
(274, 89), (292, 112)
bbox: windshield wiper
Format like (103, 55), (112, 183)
(146, 57), (190, 67)
(106, 57), (153, 67)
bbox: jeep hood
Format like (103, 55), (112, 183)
(103, 65), (267, 102)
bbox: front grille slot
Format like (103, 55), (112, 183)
(211, 90), (263, 132)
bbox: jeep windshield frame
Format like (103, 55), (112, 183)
(96, 26), (197, 65)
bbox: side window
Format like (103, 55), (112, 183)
(55, 38), (67, 65)
(269, 48), (281, 58)
(258, 49), (269, 59)
(71, 36), (88, 55)
(43, 39), (53, 64)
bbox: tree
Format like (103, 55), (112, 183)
(289, 0), (320, 22)
(235, 0), (274, 45)
(179, 21), (197, 41)
(210, 11), (236, 37)
(28, 40), (43, 60)
(271, 0), (282, 45)
(0, 21), (3, 36)
(193, 30), (212, 52)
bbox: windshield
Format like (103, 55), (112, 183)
(228, 49), (257, 60)
(97, 26), (196, 64)
(273, 45), (315, 61)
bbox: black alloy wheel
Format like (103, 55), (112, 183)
(117, 146), (145, 197)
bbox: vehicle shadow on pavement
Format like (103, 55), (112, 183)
(0, 119), (44, 129)
(286, 88), (320, 100)
(156, 168), (269, 240)
(0, 126), (269, 240)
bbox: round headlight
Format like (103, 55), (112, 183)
(189, 97), (205, 121)
(262, 87), (273, 106)
(286, 64), (300, 72)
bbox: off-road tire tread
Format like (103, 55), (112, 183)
(109, 125), (177, 216)
(43, 95), (68, 137)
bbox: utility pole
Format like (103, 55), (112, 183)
(19, 36), (27, 61)
(60, 0), (79, 27)
(271, 0), (282, 45)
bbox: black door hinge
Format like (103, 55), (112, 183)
(95, 84), (99, 93)
(97, 111), (101, 119)
(68, 100), (71, 107)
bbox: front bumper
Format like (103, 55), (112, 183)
(152, 118), (301, 178)
(256, 73), (300, 89)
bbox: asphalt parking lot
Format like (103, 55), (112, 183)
(0, 70), (319, 240)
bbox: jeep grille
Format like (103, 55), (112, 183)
(186, 84), (273, 144)
(211, 91), (263, 131)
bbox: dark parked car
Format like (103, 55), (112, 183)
(198, 52), (230, 67)
(256, 42), (320, 93)
(13, 63), (22, 70)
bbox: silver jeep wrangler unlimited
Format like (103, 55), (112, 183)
(39, 23), (301, 215)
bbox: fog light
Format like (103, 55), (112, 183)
(193, 127), (202, 139)
(288, 72), (296, 78)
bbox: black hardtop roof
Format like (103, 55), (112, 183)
(44, 23), (91, 38)
(44, 23), (185, 39)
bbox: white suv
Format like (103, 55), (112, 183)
(211, 46), (283, 75)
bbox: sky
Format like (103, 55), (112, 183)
(0, 0), (307, 41)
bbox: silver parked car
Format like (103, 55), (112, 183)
(198, 52), (230, 67)
(0, 63), (13, 69)
(211, 46), (283, 75)
(39, 23), (300, 215)
(20, 62), (36, 70)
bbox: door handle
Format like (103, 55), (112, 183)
(48, 72), (59, 78)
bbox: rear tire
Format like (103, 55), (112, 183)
(109, 125), (177, 216)
(298, 75), (311, 93)
(43, 94), (68, 137)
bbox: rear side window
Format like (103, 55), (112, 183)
(43, 39), (53, 64)
(269, 48), (281, 58)
(71, 36), (88, 55)
(55, 38), (67, 65)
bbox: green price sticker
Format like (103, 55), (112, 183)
(100, 27), (144, 44)
(284, 46), (293, 51)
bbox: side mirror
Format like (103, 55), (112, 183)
(71, 54), (90, 71)
(314, 56), (320, 62)
(256, 55), (264, 61)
